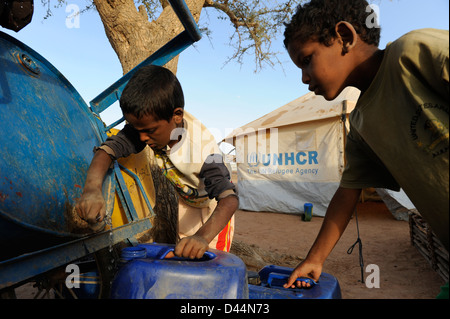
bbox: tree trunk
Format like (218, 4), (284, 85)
(92, 0), (205, 74)
(92, 0), (206, 244)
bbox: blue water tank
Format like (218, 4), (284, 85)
(248, 265), (341, 299)
(111, 243), (249, 299)
(0, 31), (114, 261)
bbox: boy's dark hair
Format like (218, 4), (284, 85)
(120, 65), (184, 122)
(284, 0), (381, 49)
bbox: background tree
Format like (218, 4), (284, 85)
(45, 0), (302, 244)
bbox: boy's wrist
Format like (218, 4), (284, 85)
(305, 244), (330, 265)
(305, 253), (326, 266)
(82, 182), (102, 192)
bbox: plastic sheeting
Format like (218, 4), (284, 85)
(226, 88), (361, 217)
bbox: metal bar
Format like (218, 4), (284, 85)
(105, 116), (125, 132)
(89, 0), (202, 116)
(114, 174), (133, 222)
(113, 162), (139, 221)
(0, 218), (152, 290)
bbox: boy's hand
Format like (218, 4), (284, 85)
(284, 260), (322, 288)
(75, 149), (112, 225)
(75, 190), (106, 224)
(172, 235), (209, 259)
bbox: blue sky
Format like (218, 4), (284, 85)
(1, 0), (449, 144)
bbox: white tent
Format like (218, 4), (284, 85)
(224, 87), (361, 217)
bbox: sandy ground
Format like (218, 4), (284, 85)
(232, 201), (445, 299)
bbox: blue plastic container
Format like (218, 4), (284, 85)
(111, 243), (249, 299)
(303, 203), (313, 221)
(248, 265), (341, 299)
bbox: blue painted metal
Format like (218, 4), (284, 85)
(112, 161), (140, 222)
(167, 0), (202, 42)
(0, 0), (202, 291)
(118, 164), (155, 219)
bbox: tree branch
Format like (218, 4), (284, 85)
(202, 0), (297, 71)
(204, 0), (257, 28)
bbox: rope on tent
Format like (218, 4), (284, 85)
(347, 208), (365, 283)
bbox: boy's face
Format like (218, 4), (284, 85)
(124, 108), (184, 150)
(287, 38), (352, 101)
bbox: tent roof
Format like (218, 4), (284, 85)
(225, 87), (360, 140)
